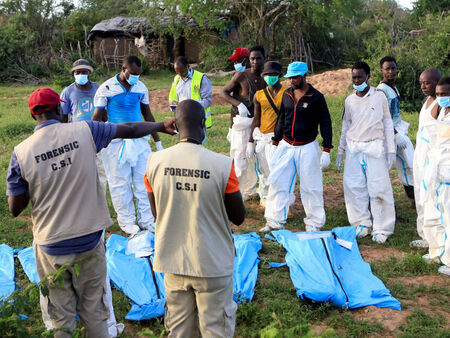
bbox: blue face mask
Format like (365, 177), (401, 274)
(127, 74), (140, 86)
(74, 74), (88, 85)
(234, 63), (245, 72)
(437, 96), (450, 108)
(353, 81), (368, 92)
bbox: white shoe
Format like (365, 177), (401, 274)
(268, 221), (284, 230)
(305, 225), (321, 232)
(438, 265), (450, 276)
(356, 225), (371, 238)
(259, 225), (272, 232)
(108, 323), (125, 337)
(409, 239), (429, 248)
(372, 233), (388, 244)
(123, 224), (140, 236)
(422, 254), (441, 264)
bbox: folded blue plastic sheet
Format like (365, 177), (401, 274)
(17, 247), (40, 284)
(268, 227), (401, 310)
(106, 234), (165, 321)
(233, 232), (262, 303)
(0, 244), (15, 300)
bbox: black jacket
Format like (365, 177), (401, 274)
(273, 85), (333, 150)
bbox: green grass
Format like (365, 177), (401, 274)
(0, 83), (449, 337)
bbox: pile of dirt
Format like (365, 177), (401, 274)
(149, 68), (352, 113)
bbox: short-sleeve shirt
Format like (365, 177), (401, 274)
(60, 82), (100, 122)
(94, 74), (149, 123)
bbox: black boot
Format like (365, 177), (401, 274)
(404, 185), (415, 207)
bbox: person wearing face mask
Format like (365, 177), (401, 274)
(221, 45), (266, 200)
(247, 61), (286, 208)
(227, 47), (250, 73)
(377, 56), (415, 204)
(262, 61), (333, 232)
(337, 61), (396, 244)
(169, 56), (213, 129)
(411, 68), (442, 249)
(92, 56), (162, 235)
(420, 77), (450, 275)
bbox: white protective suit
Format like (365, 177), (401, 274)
(394, 120), (415, 187)
(230, 115), (258, 197)
(414, 97), (439, 241)
(339, 87), (396, 236)
(102, 137), (154, 234)
(422, 113), (450, 263)
(264, 139), (325, 228)
(252, 127), (274, 202)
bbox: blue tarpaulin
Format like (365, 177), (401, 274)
(106, 234), (165, 321)
(0, 244), (15, 300)
(233, 232), (262, 303)
(17, 247), (40, 284)
(268, 226), (401, 310)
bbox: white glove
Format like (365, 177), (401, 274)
(237, 103), (250, 117)
(387, 153), (396, 169)
(246, 142), (255, 159)
(336, 153), (344, 171)
(394, 133), (408, 150)
(227, 128), (232, 143)
(320, 151), (330, 169)
(155, 141), (164, 151)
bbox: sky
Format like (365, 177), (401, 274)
(396, 0), (415, 9)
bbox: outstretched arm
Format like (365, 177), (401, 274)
(115, 119), (176, 139)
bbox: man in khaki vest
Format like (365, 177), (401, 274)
(6, 88), (176, 338)
(145, 100), (246, 337)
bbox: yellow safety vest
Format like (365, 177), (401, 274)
(169, 70), (212, 128)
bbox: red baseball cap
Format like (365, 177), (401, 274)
(28, 88), (66, 115)
(228, 47), (250, 62)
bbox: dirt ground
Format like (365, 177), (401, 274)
(149, 68), (352, 113)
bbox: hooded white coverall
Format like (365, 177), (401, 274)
(339, 87), (396, 236)
(414, 97), (439, 242)
(230, 115), (258, 196)
(422, 114), (450, 263)
(252, 127), (274, 201)
(377, 83), (415, 187)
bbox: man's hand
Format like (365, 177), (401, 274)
(387, 153), (396, 169)
(237, 103), (250, 117)
(394, 133), (408, 150)
(162, 118), (177, 135)
(320, 151), (331, 169)
(336, 153), (344, 171)
(246, 142), (254, 159)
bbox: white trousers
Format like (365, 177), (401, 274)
(264, 140), (325, 227)
(413, 122), (438, 241)
(343, 149), (395, 235)
(230, 116), (257, 196)
(422, 144), (450, 263)
(253, 129), (274, 201)
(102, 138), (154, 233)
(394, 137), (414, 187)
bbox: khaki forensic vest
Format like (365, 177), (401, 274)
(169, 70), (212, 128)
(14, 122), (112, 245)
(146, 142), (234, 277)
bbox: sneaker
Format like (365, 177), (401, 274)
(356, 225), (371, 238)
(269, 222), (284, 230)
(372, 233), (388, 244)
(409, 239), (429, 248)
(108, 323), (125, 337)
(422, 254), (441, 264)
(259, 225), (272, 232)
(305, 225), (321, 232)
(438, 265), (450, 276)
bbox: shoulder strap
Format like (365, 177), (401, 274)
(263, 88), (280, 115)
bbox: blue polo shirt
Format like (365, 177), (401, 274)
(6, 120), (117, 255)
(94, 74), (149, 123)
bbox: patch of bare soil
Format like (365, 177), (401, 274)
(149, 86), (229, 113)
(352, 306), (409, 334)
(389, 275), (448, 288)
(281, 68), (352, 96)
(359, 245), (407, 263)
